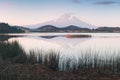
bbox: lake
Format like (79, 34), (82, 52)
(1, 33), (120, 58)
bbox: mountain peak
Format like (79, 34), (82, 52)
(26, 14), (96, 29)
(61, 14), (75, 19)
(56, 14), (79, 22)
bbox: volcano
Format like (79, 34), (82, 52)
(27, 14), (96, 29)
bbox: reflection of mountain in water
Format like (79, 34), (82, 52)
(36, 36), (91, 49)
(7, 36), (91, 50)
(37, 35), (91, 48)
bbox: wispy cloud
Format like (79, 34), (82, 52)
(70, 0), (80, 4)
(94, 1), (117, 5)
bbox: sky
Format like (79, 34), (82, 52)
(0, 0), (120, 27)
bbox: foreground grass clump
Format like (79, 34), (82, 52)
(1, 41), (120, 80)
(0, 41), (27, 61)
(0, 41), (60, 69)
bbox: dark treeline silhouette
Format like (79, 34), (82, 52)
(95, 27), (120, 32)
(33, 25), (120, 33)
(0, 23), (25, 33)
(33, 25), (92, 32)
(0, 22), (120, 33)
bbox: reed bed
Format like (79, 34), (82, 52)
(0, 41), (120, 80)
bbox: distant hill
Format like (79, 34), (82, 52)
(95, 27), (120, 32)
(36, 25), (59, 32)
(33, 25), (120, 33)
(0, 23), (26, 33)
(61, 25), (91, 32)
(1, 23), (120, 33)
(34, 25), (91, 32)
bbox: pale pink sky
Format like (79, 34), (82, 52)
(0, 0), (120, 27)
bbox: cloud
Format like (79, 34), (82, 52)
(94, 1), (117, 5)
(70, 0), (80, 4)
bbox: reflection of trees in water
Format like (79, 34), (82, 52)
(0, 35), (22, 41)
(40, 36), (58, 39)
(0, 34), (92, 41)
(40, 35), (92, 39)
(0, 36), (11, 41)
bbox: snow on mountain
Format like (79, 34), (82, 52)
(26, 14), (96, 29)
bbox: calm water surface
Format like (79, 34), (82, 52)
(1, 33), (120, 58)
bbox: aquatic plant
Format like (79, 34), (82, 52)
(0, 41), (120, 73)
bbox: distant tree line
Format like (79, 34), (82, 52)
(0, 23), (25, 33)
(33, 25), (120, 33)
(1, 23), (120, 33)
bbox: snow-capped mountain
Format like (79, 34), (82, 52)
(26, 14), (96, 29)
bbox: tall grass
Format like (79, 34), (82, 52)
(0, 41), (120, 74)
(23, 50), (120, 73)
(43, 51), (60, 70)
(0, 41), (26, 61)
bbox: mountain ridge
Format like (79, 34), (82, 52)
(33, 25), (92, 32)
(26, 14), (96, 29)
(1, 22), (120, 33)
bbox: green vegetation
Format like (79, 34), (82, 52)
(0, 23), (25, 33)
(0, 41), (120, 80)
(0, 41), (25, 60)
